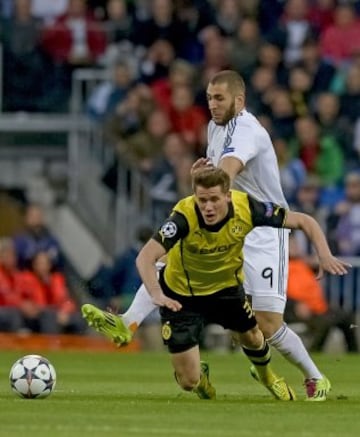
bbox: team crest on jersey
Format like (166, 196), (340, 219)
(160, 221), (177, 239)
(162, 321), (172, 341)
(231, 224), (242, 235)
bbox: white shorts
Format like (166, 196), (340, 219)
(243, 227), (289, 314)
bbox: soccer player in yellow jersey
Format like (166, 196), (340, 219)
(133, 167), (350, 401)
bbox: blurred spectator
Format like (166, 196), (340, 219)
(102, 105), (169, 193)
(256, 41), (289, 86)
(31, 0), (68, 25)
(104, 83), (156, 144)
(99, 0), (136, 67)
(287, 65), (313, 117)
(246, 65), (277, 116)
(20, 251), (85, 334)
(268, 87), (297, 139)
(214, 0), (243, 37)
(313, 92), (355, 164)
(167, 84), (208, 155)
(13, 203), (64, 271)
(290, 115), (345, 186)
(285, 234), (358, 352)
(307, 0), (335, 33)
(102, 0), (133, 43)
(227, 17), (262, 82)
(116, 106), (170, 172)
(138, 38), (176, 84)
(267, 0), (317, 67)
(41, 0), (106, 103)
(273, 136), (307, 203)
(41, 0), (106, 66)
(339, 64), (360, 124)
(174, 0), (216, 63)
(0, 238), (24, 332)
(0, 0), (58, 111)
(87, 225), (153, 308)
(257, 0), (284, 36)
(328, 171), (360, 256)
(150, 59), (195, 113)
(201, 28), (230, 73)
(132, 0), (183, 52)
(320, 3), (360, 67)
(298, 36), (336, 94)
(86, 60), (135, 122)
(149, 132), (194, 225)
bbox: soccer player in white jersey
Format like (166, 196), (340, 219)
(82, 70), (332, 401)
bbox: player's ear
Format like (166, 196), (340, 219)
(235, 93), (245, 111)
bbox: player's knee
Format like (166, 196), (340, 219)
(237, 326), (264, 349)
(176, 372), (199, 391)
(255, 313), (284, 339)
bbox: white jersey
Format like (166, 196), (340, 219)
(207, 109), (289, 311)
(207, 110), (288, 208)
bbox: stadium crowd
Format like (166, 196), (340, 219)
(0, 0), (360, 349)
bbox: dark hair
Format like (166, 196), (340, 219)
(209, 70), (246, 95)
(192, 167), (230, 192)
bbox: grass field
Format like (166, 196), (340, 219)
(0, 349), (359, 437)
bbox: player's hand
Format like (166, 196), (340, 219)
(191, 158), (213, 176)
(152, 294), (182, 312)
(316, 256), (352, 280)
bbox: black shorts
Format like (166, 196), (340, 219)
(159, 274), (257, 353)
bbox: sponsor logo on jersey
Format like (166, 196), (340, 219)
(187, 243), (237, 254)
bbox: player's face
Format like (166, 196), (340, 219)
(206, 82), (237, 126)
(194, 185), (231, 225)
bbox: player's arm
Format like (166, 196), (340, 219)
(248, 196), (351, 279)
(219, 156), (245, 185)
(283, 211), (351, 278)
(136, 239), (173, 307)
(136, 212), (189, 312)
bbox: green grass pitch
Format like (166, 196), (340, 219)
(0, 349), (360, 437)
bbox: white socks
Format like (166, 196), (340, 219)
(121, 283), (157, 330)
(267, 324), (322, 380)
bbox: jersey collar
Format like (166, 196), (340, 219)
(195, 202), (234, 231)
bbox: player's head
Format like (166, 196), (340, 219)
(206, 70), (246, 126)
(192, 167), (231, 225)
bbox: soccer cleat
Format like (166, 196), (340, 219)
(304, 376), (331, 401)
(81, 304), (132, 346)
(249, 365), (296, 401)
(193, 361), (216, 400)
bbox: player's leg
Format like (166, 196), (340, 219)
(214, 289), (295, 401)
(231, 303), (295, 401)
(82, 280), (159, 345)
(121, 282), (158, 332)
(244, 228), (330, 400)
(160, 292), (216, 400)
(170, 346), (215, 399)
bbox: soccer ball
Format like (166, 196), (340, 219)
(9, 354), (56, 399)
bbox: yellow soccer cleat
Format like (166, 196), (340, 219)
(193, 361), (216, 400)
(304, 376), (331, 401)
(81, 303), (132, 346)
(250, 365), (296, 401)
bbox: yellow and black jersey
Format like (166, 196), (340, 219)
(153, 190), (287, 297)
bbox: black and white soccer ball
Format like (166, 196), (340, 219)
(9, 354), (56, 399)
